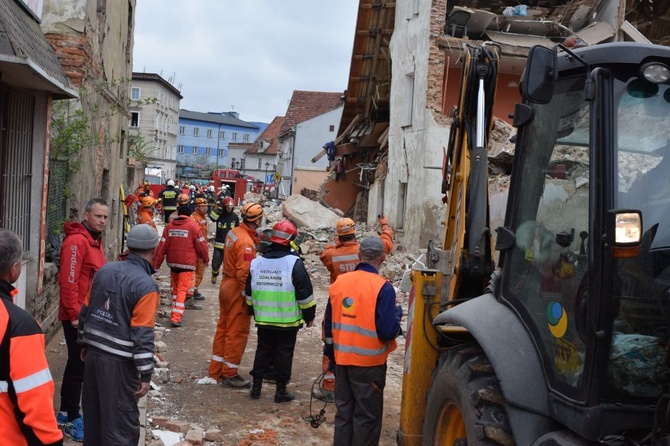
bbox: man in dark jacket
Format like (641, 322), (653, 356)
(79, 224), (161, 445)
(208, 195), (239, 284)
(157, 179), (179, 222)
(57, 198), (108, 441)
(0, 229), (64, 445)
(245, 220), (316, 403)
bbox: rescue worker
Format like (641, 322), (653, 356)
(153, 194), (210, 327)
(208, 196), (239, 284)
(79, 224), (160, 445)
(0, 229), (64, 446)
(137, 181), (154, 198)
(206, 185), (216, 213)
(245, 220), (316, 402)
(157, 179), (179, 223)
(208, 202), (263, 388)
(324, 236), (402, 446)
(57, 198), (109, 441)
(136, 196), (158, 230)
(189, 197), (209, 300)
(313, 215), (394, 402)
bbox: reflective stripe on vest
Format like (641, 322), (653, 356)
(249, 255), (303, 327)
(330, 270), (396, 366)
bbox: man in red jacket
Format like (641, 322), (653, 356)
(153, 195), (210, 327)
(0, 229), (64, 445)
(57, 198), (108, 441)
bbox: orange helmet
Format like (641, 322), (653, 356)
(195, 197), (207, 206)
(141, 196), (155, 208)
(177, 193), (190, 205)
(241, 202), (263, 221)
(222, 197), (234, 207)
(270, 220), (298, 246)
(336, 217), (356, 236)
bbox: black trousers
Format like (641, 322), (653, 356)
(82, 348), (141, 446)
(211, 247), (224, 274)
(250, 327), (298, 384)
(333, 363), (387, 446)
(162, 209), (175, 223)
(60, 321), (84, 419)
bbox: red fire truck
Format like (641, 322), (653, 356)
(210, 169), (248, 204)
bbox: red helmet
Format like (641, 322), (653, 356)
(177, 194), (190, 205)
(270, 220), (298, 246)
(223, 197), (234, 207)
(336, 218), (356, 236)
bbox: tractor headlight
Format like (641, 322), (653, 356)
(640, 62), (670, 84)
(614, 212), (642, 245)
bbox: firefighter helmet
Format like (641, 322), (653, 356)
(195, 197), (207, 206)
(336, 218), (356, 236)
(167, 179), (175, 187)
(241, 202), (263, 221)
(222, 197), (234, 207)
(141, 196), (155, 208)
(270, 220), (298, 246)
(177, 194), (190, 205)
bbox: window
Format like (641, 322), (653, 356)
(218, 149), (225, 158)
(401, 72), (415, 127)
(131, 87), (140, 100)
(179, 126), (185, 135)
(194, 128), (199, 136)
(243, 134), (250, 142)
(220, 131), (226, 139)
(193, 146), (198, 155)
(257, 159), (261, 169)
(178, 145), (184, 153)
(207, 129), (213, 138)
(130, 112), (139, 127)
(206, 147), (211, 156)
(232, 132), (238, 141)
(329, 125), (335, 132)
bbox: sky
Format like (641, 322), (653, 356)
(133, 1), (359, 124)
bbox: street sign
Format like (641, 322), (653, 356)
(273, 172), (282, 182)
(265, 174), (274, 184)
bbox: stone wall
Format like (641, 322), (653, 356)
(33, 263), (61, 343)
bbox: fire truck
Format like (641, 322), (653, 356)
(210, 168), (248, 204)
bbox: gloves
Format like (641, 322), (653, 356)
(377, 214), (388, 226)
(395, 304), (403, 322)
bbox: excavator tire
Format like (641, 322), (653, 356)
(423, 343), (514, 446)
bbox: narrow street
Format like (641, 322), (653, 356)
(47, 235), (406, 446)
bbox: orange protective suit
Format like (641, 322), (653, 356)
(190, 208), (209, 292)
(208, 221), (259, 380)
(317, 222), (395, 391)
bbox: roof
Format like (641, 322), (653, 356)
(179, 109), (259, 129)
(0, 0), (75, 99)
(132, 72), (183, 99)
(337, 1), (394, 137)
(247, 116), (284, 155)
(278, 90), (344, 137)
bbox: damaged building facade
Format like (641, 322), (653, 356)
(323, 0), (668, 249)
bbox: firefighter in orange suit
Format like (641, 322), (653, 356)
(324, 236), (402, 446)
(208, 202), (263, 388)
(0, 229), (64, 446)
(313, 215), (394, 402)
(136, 196), (157, 230)
(153, 194), (209, 327)
(189, 197), (210, 301)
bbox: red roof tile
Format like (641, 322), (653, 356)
(279, 90), (344, 136)
(248, 116), (284, 155)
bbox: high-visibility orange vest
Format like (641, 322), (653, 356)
(329, 270), (397, 366)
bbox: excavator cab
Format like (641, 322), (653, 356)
(400, 43), (670, 445)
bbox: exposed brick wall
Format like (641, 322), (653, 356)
(427, 0), (450, 127)
(45, 34), (90, 87)
(33, 262), (61, 343)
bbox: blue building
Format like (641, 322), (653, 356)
(176, 110), (268, 179)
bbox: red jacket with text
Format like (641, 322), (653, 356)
(58, 222), (106, 322)
(153, 216), (209, 271)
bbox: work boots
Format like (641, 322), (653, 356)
(184, 297), (202, 310)
(274, 381), (295, 404)
(193, 289), (205, 301)
(250, 377), (262, 400)
(211, 272), (218, 284)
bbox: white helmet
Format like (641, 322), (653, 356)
(209, 185), (215, 192)
(167, 179), (175, 187)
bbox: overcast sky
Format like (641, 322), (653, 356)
(133, 1), (359, 124)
